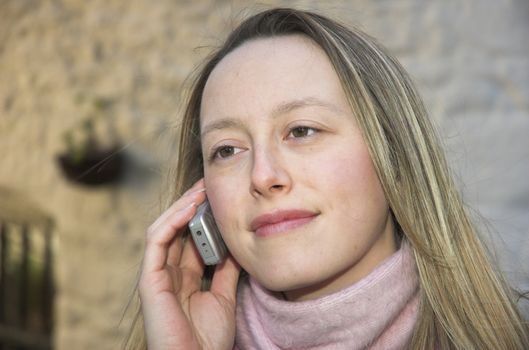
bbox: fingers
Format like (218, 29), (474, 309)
(148, 179), (206, 234)
(176, 240), (206, 298)
(143, 203), (197, 275)
(165, 234), (185, 271)
(210, 256), (241, 304)
(143, 179), (207, 275)
(179, 234), (205, 277)
(141, 177), (241, 307)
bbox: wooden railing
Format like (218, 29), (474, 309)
(0, 188), (54, 350)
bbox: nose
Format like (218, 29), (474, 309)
(250, 145), (292, 198)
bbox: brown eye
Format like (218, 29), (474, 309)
(289, 126), (316, 138)
(217, 146), (235, 158)
(211, 145), (243, 161)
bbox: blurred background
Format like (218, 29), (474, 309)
(0, 0), (528, 349)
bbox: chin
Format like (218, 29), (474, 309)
(239, 251), (333, 294)
(252, 267), (322, 294)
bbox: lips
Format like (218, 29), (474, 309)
(250, 209), (319, 237)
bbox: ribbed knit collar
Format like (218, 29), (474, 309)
(235, 241), (419, 349)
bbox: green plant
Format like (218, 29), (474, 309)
(61, 96), (115, 165)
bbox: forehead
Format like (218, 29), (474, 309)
(207, 34), (323, 83)
(200, 35), (349, 125)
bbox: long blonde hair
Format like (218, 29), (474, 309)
(124, 8), (529, 349)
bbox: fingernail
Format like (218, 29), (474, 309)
(190, 188), (206, 195)
(179, 202), (196, 212)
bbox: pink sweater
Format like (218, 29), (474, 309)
(234, 242), (419, 349)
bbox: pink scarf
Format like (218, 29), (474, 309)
(234, 242), (419, 349)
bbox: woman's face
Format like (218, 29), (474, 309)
(200, 35), (396, 301)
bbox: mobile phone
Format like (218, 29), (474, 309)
(188, 201), (227, 265)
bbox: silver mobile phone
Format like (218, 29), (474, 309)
(188, 201), (227, 265)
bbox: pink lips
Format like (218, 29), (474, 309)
(250, 209), (319, 237)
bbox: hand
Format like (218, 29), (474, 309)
(139, 179), (241, 350)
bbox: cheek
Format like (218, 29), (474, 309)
(320, 145), (387, 212)
(204, 173), (243, 233)
(204, 173), (252, 264)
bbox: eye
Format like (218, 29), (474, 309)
(210, 145), (243, 161)
(288, 126), (318, 138)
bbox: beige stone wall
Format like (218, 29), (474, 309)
(1, 1), (527, 349)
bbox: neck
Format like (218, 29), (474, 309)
(235, 240), (419, 350)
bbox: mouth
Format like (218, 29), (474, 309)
(250, 209), (319, 237)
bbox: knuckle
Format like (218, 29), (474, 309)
(138, 272), (159, 292)
(145, 227), (156, 242)
(145, 224), (165, 245)
(138, 271), (176, 295)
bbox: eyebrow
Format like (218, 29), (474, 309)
(271, 96), (344, 117)
(201, 96), (343, 137)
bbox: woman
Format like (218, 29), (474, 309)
(125, 8), (529, 349)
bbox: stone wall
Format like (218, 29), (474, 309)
(0, 1), (527, 349)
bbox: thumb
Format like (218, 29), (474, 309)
(210, 256), (241, 305)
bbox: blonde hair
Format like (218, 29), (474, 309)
(124, 8), (528, 349)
